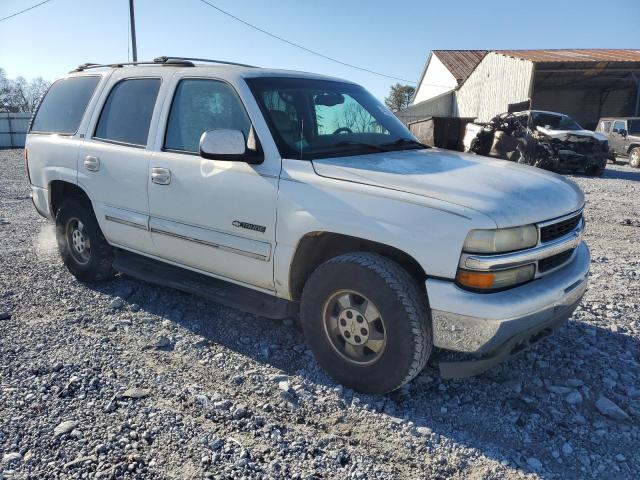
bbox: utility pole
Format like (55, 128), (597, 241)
(128, 0), (138, 62)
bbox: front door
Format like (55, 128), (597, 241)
(78, 76), (162, 254)
(148, 78), (279, 290)
(610, 120), (627, 155)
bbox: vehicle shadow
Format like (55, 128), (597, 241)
(601, 167), (640, 182)
(90, 275), (639, 479)
(564, 167), (640, 182)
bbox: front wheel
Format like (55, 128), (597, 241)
(585, 161), (606, 177)
(630, 147), (640, 168)
(55, 197), (115, 282)
(300, 253), (432, 394)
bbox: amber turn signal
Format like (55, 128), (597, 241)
(456, 264), (535, 291)
(456, 270), (496, 289)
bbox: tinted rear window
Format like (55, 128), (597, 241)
(94, 78), (161, 146)
(30, 76), (100, 134)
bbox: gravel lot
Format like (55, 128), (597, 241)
(1, 148), (639, 479)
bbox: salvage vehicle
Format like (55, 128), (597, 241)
(26, 57), (590, 393)
(463, 110), (610, 176)
(595, 117), (640, 168)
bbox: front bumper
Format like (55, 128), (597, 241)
(427, 241), (590, 378)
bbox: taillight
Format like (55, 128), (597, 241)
(24, 148), (32, 183)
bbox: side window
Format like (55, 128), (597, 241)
(600, 121), (611, 133)
(613, 120), (625, 133)
(30, 76), (100, 134)
(164, 79), (251, 153)
(315, 94), (387, 135)
(94, 78), (161, 146)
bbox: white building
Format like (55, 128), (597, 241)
(398, 49), (640, 130)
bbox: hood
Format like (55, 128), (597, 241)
(536, 126), (607, 142)
(312, 149), (585, 228)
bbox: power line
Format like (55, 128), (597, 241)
(197, 0), (416, 84)
(0, 0), (53, 23)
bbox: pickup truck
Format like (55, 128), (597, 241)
(26, 57), (590, 394)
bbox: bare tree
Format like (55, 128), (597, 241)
(26, 77), (50, 112)
(8, 77), (29, 113)
(0, 69), (51, 113)
(0, 68), (13, 112)
(339, 103), (375, 133)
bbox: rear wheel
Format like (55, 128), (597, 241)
(630, 148), (640, 168)
(55, 197), (115, 282)
(300, 253), (431, 394)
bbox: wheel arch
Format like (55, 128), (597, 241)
(288, 231), (427, 301)
(49, 180), (92, 219)
(628, 143), (640, 154)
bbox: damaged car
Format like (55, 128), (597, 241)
(463, 110), (610, 176)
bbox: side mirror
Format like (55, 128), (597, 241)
(199, 129), (262, 163)
(620, 129), (628, 138)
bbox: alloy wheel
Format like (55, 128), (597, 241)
(322, 290), (387, 365)
(66, 218), (91, 265)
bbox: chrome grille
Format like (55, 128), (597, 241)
(540, 213), (582, 243)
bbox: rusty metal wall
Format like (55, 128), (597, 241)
(408, 116), (475, 151)
(454, 52), (534, 121)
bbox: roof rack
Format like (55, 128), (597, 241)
(153, 56), (257, 68)
(69, 58), (194, 73)
(69, 56), (257, 73)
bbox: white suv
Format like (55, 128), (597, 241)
(26, 57), (590, 393)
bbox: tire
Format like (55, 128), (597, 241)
(630, 148), (640, 168)
(300, 252), (432, 394)
(585, 161), (606, 177)
(55, 197), (115, 282)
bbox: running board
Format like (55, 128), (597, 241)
(112, 249), (297, 319)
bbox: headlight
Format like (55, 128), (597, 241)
(456, 264), (535, 291)
(463, 225), (538, 253)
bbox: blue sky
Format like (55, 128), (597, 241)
(1, 0), (639, 99)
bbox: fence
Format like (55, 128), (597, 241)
(0, 113), (32, 149)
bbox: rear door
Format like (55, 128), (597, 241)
(610, 120), (627, 154)
(147, 76), (279, 290)
(78, 71), (165, 254)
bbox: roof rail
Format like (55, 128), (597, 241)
(69, 58), (194, 73)
(153, 56), (257, 68)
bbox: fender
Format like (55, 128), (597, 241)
(273, 159), (496, 300)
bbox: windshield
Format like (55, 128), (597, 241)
(531, 112), (582, 131)
(246, 77), (424, 160)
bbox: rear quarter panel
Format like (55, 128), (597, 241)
(25, 73), (112, 213)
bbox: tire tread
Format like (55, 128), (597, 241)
(303, 252), (431, 392)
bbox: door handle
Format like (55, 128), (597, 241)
(151, 167), (171, 185)
(84, 155), (100, 172)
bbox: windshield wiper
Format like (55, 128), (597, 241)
(381, 138), (430, 150)
(333, 140), (391, 152)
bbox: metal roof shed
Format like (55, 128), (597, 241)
(500, 50), (640, 129)
(409, 49), (640, 130)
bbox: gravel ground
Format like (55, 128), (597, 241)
(1, 148), (639, 479)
